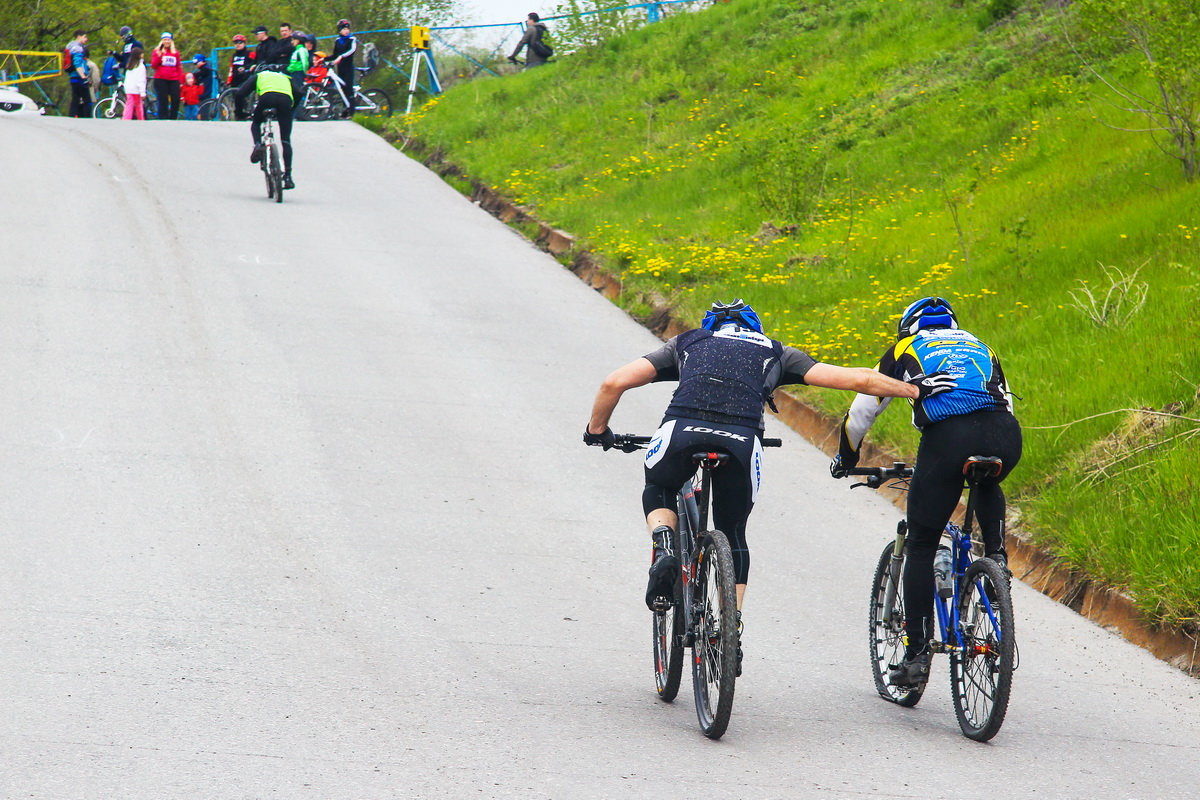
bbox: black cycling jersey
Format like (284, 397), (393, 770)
(644, 328), (817, 430)
(228, 50), (254, 85)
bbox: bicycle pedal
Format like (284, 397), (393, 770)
(650, 598), (671, 613)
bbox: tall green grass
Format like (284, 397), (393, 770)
(390, 0), (1200, 627)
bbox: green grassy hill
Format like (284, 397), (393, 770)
(387, 0), (1200, 628)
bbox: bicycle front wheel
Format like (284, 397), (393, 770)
(869, 541), (925, 706)
(690, 529), (738, 739)
(359, 88), (392, 117)
(950, 558), (1015, 741)
(93, 96), (122, 119)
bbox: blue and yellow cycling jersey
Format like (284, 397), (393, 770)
(838, 327), (1013, 458)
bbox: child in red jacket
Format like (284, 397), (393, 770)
(180, 72), (203, 120)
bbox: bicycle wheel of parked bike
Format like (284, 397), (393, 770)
(868, 541), (925, 707)
(950, 558), (1015, 741)
(358, 88), (392, 117)
(691, 529), (738, 739)
(93, 96), (123, 119)
(651, 560), (684, 702)
(214, 89), (240, 121)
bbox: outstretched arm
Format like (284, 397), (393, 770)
(587, 358), (659, 434)
(803, 363), (918, 398)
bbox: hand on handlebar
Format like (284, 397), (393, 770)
(830, 454), (849, 480)
(582, 426), (616, 450)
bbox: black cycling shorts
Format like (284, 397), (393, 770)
(642, 417), (764, 584)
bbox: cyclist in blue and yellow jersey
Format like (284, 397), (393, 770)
(831, 296), (1022, 688)
(586, 300), (954, 674)
(235, 64), (295, 189)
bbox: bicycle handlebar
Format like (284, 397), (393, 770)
(594, 433), (783, 454)
(838, 462), (914, 489)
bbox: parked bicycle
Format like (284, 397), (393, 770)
(841, 458), (1017, 742)
(258, 108), (285, 203)
(298, 68), (391, 120)
(93, 85), (157, 119)
(596, 433), (782, 739)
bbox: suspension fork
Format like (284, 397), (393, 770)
(882, 520), (907, 626)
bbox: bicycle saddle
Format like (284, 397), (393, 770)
(962, 455), (1003, 480)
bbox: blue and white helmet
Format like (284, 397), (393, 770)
(701, 299), (764, 334)
(897, 296), (957, 338)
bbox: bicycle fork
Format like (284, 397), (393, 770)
(882, 520), (906, 626)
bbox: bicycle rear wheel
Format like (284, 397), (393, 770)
(950, 558), (1015, 741)
(869, 541), (926, 706)
(269, 142), (284, 203)
(359, 88), (392, 117)
(652, 537), (684, 702)
(690, 529), (738, 739)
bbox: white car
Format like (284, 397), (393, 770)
(0, 85), (45, 115)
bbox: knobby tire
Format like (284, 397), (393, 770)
(360, 88), (392, 117)
(950, 557), (1015, 741)
(269, 142), (283, 204)
(652, 578), (684, 702)
(868, 541), (925, 707)
(691, 529), (738, 739)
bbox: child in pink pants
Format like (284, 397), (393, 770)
(122, 46), (147, 120)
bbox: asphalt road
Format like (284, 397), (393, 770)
(1, 116), (1198, 799)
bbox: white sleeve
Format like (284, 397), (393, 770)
(842, 392), (892, 454)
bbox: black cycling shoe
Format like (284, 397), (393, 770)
(250, 144), (264, 164)
(986, 551), (1012, 578)
(645, 554), (679, 610)
(282, 173), (295, 190)
(888, 650), (931, 688)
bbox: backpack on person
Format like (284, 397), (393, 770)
(61, 47), (74, 75)
(530, 31), (553, 59)
(101, 55), (121, 85)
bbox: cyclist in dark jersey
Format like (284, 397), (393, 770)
(586, 300), (954, 668)
(236, 64), (295, 189)
(831, 296), (1022, 687)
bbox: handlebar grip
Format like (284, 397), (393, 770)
(761, 438), (782, 448)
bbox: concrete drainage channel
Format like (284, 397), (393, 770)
(396, 134), (1200, 678)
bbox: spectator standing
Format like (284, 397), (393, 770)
(116, 26), (142, 70)
(151, 32), (184, 119)
(253, 26), (280, 67)
(285, 31), (311, 115)
(121, 46), (146, 119)
(509, 13), (552, 69)
(327, 20), (357, 117)
(276, 24), (295, 66)
(227, 33), (255, 120)
(181, 73), (203, 120)
(192, 53), (213, 101)
(66, 30), (92, 118)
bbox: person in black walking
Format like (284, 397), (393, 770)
(509, 13), (552, 69)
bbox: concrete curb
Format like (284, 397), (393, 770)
(400, 134), (1200, 678)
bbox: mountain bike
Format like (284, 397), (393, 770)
(298, 68), (391, 120)
(597, 433), (782, 739)
(840, 458), (1016, 742)
(258, 108), (284, 204)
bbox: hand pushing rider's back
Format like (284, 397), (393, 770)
(831, 297), (1021, 688)
(584, 300), (954, 673)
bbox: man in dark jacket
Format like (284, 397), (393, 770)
(253, 26), (280, 67)
(509, 13), (551, 69)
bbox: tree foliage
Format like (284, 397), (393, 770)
(1075, 0), (1200, 180)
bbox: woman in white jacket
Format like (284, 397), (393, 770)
(122, 47), (147, 120)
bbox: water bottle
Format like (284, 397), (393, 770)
(933, 546), (954, 598)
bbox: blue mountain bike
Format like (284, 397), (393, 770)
(843, 458), (1016, 741)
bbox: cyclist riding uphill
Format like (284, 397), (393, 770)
(235, 64), (295, 189)
(584, 300), (955, 655)
(830, 296), (1021, 688)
